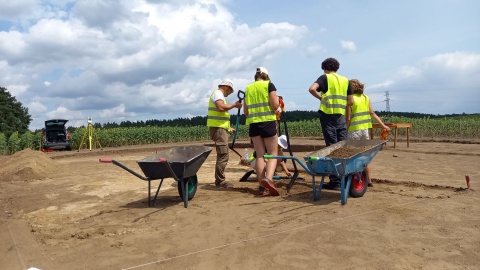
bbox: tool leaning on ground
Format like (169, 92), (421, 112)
(230, 90), (245, 159)
(276, 96), (303, 185)
(239, 96), (303, 182)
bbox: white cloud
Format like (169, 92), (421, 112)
(367, 80), (395, 90)
(1, 0), (479, 131)
(27, 100), (47, 115)
(370, 52), (480, 114)
(305, 44), (323, 57)
(340, 40), (357, 53)
(420, 51), (480, 73)
(0, 0), (37, 20)
(99, 104), (135, 119)
(6, 84), (29, 96)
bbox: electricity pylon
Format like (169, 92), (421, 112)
(384, 91), (391, 112)
(77, 117), (102, 151)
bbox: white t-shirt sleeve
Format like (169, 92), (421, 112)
(212, 90), (225, 104)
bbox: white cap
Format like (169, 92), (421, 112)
(218, 80), (234, 90)
(256, 67), (269, 75)
(278, 135), (288, 149)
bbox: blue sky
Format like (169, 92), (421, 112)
(0, 0), (479, 130)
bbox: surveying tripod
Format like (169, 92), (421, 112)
(77, 117), (102, 151)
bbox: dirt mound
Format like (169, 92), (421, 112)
(0, 148), (58, 182)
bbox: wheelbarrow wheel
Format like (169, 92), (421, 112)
(349, 171), (368, 198)
(178, 174), (198, 201)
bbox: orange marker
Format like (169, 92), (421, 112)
(380, 129), (389, 140)
(465, 175), (471, 189)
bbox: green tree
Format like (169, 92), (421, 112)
(0, 87), (32, 136)
(0, 132), (6, 155)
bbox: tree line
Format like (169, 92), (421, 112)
(1, 85), (478, 136)
(83, 110), (478, 130)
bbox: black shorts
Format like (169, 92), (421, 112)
(249, 120), (277, 138)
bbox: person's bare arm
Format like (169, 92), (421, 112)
(279, 160), (291, 176)
(269, 91), (279, 111)
(277, 149), (291, 176)
(345, 105), (352, 128)
(215, 100), (241, 112)
(347, 94), (354, 107)
(308, 82), (322, 100)
(345, 94), (353, 127)
(369, 101), (390, 130)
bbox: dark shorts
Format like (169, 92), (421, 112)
(249, 120), (277, 138)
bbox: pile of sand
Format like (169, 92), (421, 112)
(0, 149), (58, 182)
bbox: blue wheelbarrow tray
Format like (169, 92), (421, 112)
(266, 139), (386, 205)
(305, 139), (386, 204)
(100, 145), (212, 208)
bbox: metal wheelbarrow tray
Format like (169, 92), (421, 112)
(265, 139), (386, 205)
(100, 145), (212, 208)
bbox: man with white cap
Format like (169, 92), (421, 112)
(207, 80), (242, 188)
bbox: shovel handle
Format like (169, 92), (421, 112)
(237, 90), (245, 102)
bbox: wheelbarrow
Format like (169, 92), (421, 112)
(99, 145), (212, 208)
(264, 139), (386, 205)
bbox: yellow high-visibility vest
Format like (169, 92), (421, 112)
(319, 73), (349, 115)
(245, 81), (276, 125)
(207, 90), (230, 129)
(348, 94), (372, 132)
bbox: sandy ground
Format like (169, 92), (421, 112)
(1, 138), (479, 270)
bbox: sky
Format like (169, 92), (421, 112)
(1, 0), (479, 130)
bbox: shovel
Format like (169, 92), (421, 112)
(230, 90), (245, 158)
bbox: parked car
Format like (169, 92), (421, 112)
(42, 119), (72, 151)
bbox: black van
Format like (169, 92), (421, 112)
(42, 119), (72, 151)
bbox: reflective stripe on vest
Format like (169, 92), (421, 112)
(245, 81), (276, 125)
(206, 90), (230, 129)
(348, 94), (372, 132)
(319, 73), (349, 115)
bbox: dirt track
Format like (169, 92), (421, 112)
(1, 138), (479, 270)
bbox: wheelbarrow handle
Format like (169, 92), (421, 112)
(99, 158), (148, 180)
(263, 154), (316, 175)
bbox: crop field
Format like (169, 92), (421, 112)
(1, 116), (479, 154)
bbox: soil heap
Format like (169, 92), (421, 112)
(0, 149), (58, 182)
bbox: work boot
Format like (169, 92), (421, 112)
(323, 181), (341, 191)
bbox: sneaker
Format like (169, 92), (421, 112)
(260, 177), (280, 196)
(216, 181), (234, 188)
(323, 181), (341, 191)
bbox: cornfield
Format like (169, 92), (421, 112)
(1, 116), (479, 154)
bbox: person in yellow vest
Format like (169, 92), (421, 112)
(244, 67), (281, 196)
(308, 57), (354, 190)
(346, 79), (390, 187)
(207, 80), (242, 188)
